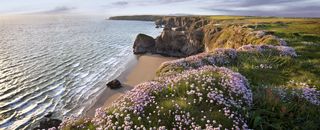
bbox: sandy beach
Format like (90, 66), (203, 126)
(85, 54), (177, 117)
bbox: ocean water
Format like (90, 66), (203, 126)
(0, 15), (161, 129)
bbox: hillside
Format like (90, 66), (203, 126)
(60, 16), (320, 130)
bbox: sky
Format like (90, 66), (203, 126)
(0, 0), (319, 17)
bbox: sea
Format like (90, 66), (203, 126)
(0, 14), (161, 129)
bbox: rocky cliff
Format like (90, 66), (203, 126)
(133, 16), (286, 57)
(134, 16), (209, 57)
(109, 15), (163, 21)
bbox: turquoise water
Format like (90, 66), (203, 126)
(0, 15), (160, 129)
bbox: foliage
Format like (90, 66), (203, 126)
(61, 16), (320, 130)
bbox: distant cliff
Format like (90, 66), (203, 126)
(109, 15), (164, 21)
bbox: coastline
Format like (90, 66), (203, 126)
(85, 54), (177, 117)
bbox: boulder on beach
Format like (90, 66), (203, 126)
(133, 33), (156, 54)
(107, 79), (122, 89)
(33, 113), (62, 130)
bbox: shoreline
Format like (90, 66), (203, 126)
(84, 54), (177, 117)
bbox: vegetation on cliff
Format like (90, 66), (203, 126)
(203, 25), (286, 52)
(60, 16), (320, 130)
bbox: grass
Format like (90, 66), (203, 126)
(61, 16), (320, 130)
(236, 19), (320, 129)
(157, 17), (320, 129)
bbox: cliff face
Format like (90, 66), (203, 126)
(133, 16), (286, 57)
(133, 34), (156, 54)
(155, 16), (209, 29)
(109, 15), (163, 21)
(134, 16), (209, 57)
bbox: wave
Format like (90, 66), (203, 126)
(0, 15), (160, 129)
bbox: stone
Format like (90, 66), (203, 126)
(33, 115), (62, 130)
(133, 34), (155, 54)
(107, 79), (122, 89)
(134, 16), (210, 57)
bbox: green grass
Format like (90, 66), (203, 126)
(62, 16), (320, 130)
(157, 18), (320, 129)
(237, 19), (320, 129)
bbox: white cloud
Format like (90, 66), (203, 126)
(0, 0), (319, 17)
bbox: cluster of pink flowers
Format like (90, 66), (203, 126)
(64, 66), (253, 129)
(287, 80), (320, 106)
(158, 48), (238, 76)
(301, 87), (320, 105)
(274, 80), (320, 106)
(59, 115), (91, 129)
(237, 44), (297, 57)
(158, 44), (297, 76)
(159, 66), (252, 105)
(111, 81), (163, 113)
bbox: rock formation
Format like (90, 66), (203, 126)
(155, 16), (209, 30)
(133, 34), (155, 54)
(107, 79), (122, 89)
(133, 16), (209, 57)
(109, 15), (163, 21)
(133, 16), (287, 57)
(33, 113), (62, 130)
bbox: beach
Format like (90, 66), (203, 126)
(85, 55), (177, 117)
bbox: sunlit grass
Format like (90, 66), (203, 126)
(61, 16), (320, 130)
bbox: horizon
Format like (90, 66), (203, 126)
(0, 0), (320, 18)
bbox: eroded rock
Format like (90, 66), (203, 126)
(133, 34), (155, 54)
(107, 79), (122, 89)
(33, 113), (61, 130)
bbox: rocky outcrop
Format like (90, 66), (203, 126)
(155, 16), (209, 30)
(33, 113), (61, 130)
(154, 27), (204, 56)
(133, 28), (204, 57)
(109, 15), (163, 21)
(133, 34), (155, 54)
(107, 79), (122, 89)
(133, 16), (287, 57)
(133, 16), (210, 57)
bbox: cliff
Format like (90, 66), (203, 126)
(60, 16), (320, 130)
(109, 15), (163, 21)
(133, 16), (285, 57)
(133, 16), (209, 57)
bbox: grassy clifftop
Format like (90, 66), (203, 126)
(61, 16), (320, 130)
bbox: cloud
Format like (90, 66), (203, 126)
(231, 0), (301, 7)
(200, 0), (320, 17)
(159, 0), (192, 4)
(105, 0), (192, 7)
(42, 6), (76, 14)
(1, 0), (319, 17)
(112, 1), (129, 6)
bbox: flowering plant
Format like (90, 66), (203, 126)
(61, 66), (253, 129)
